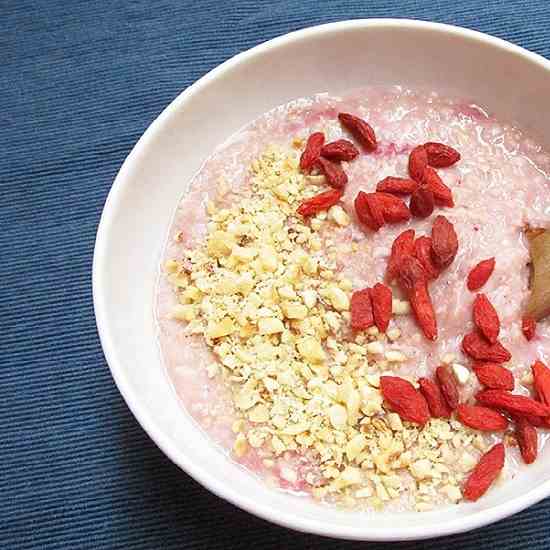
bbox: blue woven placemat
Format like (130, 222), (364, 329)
(3, 1), (550, 548)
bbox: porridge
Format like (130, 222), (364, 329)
(156, 86), (550, 511)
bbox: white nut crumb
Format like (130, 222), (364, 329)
(386, 328), (401, 341)
(521, 371), (534, 385)
(392, 298), (410, 315)
(442, 484), (462, 502)
(441, 353), (456, 365)
(258, 317), (285, 335)
(459, 452), (477, 472)
(328, 205), (350, 227)
(366, 341), (384, 355)
(233, 434), (248, 457)
(452, 363), (470, 385)
(327, 286), (350, 311)
(329, 404), (348, 429)
(385, 350), (407, 363)
(410, 459), (433, 480)
(300, 289), (318, 308)
(387, 413), (403, 431)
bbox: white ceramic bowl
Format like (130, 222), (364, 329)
(93, 19), (550, 540)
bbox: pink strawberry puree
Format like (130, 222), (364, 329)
(156, 86), (550, 507)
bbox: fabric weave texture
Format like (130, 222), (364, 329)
(3, 0), (550, 548)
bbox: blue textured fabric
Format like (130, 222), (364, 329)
(3, 0), (550, 547)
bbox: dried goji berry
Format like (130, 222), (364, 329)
(457, 404), (509, 431)
(410, 186), (435, 219)
(532, 360), (550, 406)
(397, 255), (427, 293)
(386, 229), (416, 282)
(418, 377), (451, 418)
(423, 166), (454, 208)
(512, 412), (548, 428)
(431, 215), (458, 269)
(350, 288), (374, 331)
(365, 193), (386, 230)
(409, 281), (438, 341)
(467, 258), (495, 291)
(338, 112), (377, 152)
(320, 139), (359, 161)
(424, 142), (461, 168)
(376, 192), (412, 223)
(515, 417), (538, 464)
(296, 189), (343, 217)
(380, 376), (430, 425)
(463, 443), (505, 502)
(376, 176), (418, 196)
(473, 362), (514, 391)
(413, 236), (440, 280)
(473, 293), (500, 344)
(436, 365), (460, 409)
(299, 132), (325, 173)
(476, 389), (550, 417)
(522, 316), (536, 341)
(409, 145), (428, 182)
(314, 157), (348, 189)
(354, 191), (379, 231)
(371, 283), (392, 333)
(462, 332), (511, 363)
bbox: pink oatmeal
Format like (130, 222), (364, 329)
(156, 86), (550, 511)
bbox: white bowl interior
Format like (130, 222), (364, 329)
(94, 20), (550, 540)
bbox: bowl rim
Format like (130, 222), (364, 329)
(93, 18), (550, 541)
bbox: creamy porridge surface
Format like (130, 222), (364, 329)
(156, 86), (550, 512)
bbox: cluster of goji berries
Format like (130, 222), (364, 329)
(296, 113), (376, 217)
(296, 114), (549, 504)
(380, 358), (550, 501)
(356, 141), (458, 230)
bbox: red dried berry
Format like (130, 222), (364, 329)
(424, 141), (461, 168)
(467, 258), (495, 291)
(354, 191), (379, 231)
(463, 443), (505, 502)
(423, 166), (454, 207)
(476, 389), (550, 418)
(408, 145), (428, 182)
(365, 193), (386, 230)
(371, 283), (392, 333)
(350, 288), (374, 331)
(320, 139), (359, 161)
(397, 255), (428, 293)
(418, 377), (451, 418)
(431, 215), (458, 269)
(296, 189), (343, 217)
(315, 157), (348, 189)
(515, 416), (538, 465)
(436, 365), (460, 410)
(409, 281), (438, 341)
(376, 176), (418, 196)
(410, 186), (435, 219)
(532, 360), (550, 406)
(473, 293), (500, 344)
(338, 112), (377, 152)
(376, 192), (412, 223)
(473, 362), (514, 391)
(522, 316), (536, 341)
(457, 404), (509, 431)
(299, 132), (325, 173)
(380, 376), (430, 425)
(462, 332), (511, 363)
(386, 229), (416, 282)
(413, 236), (440, 280)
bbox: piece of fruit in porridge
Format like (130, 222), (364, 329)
(157, 86), (550, 513)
